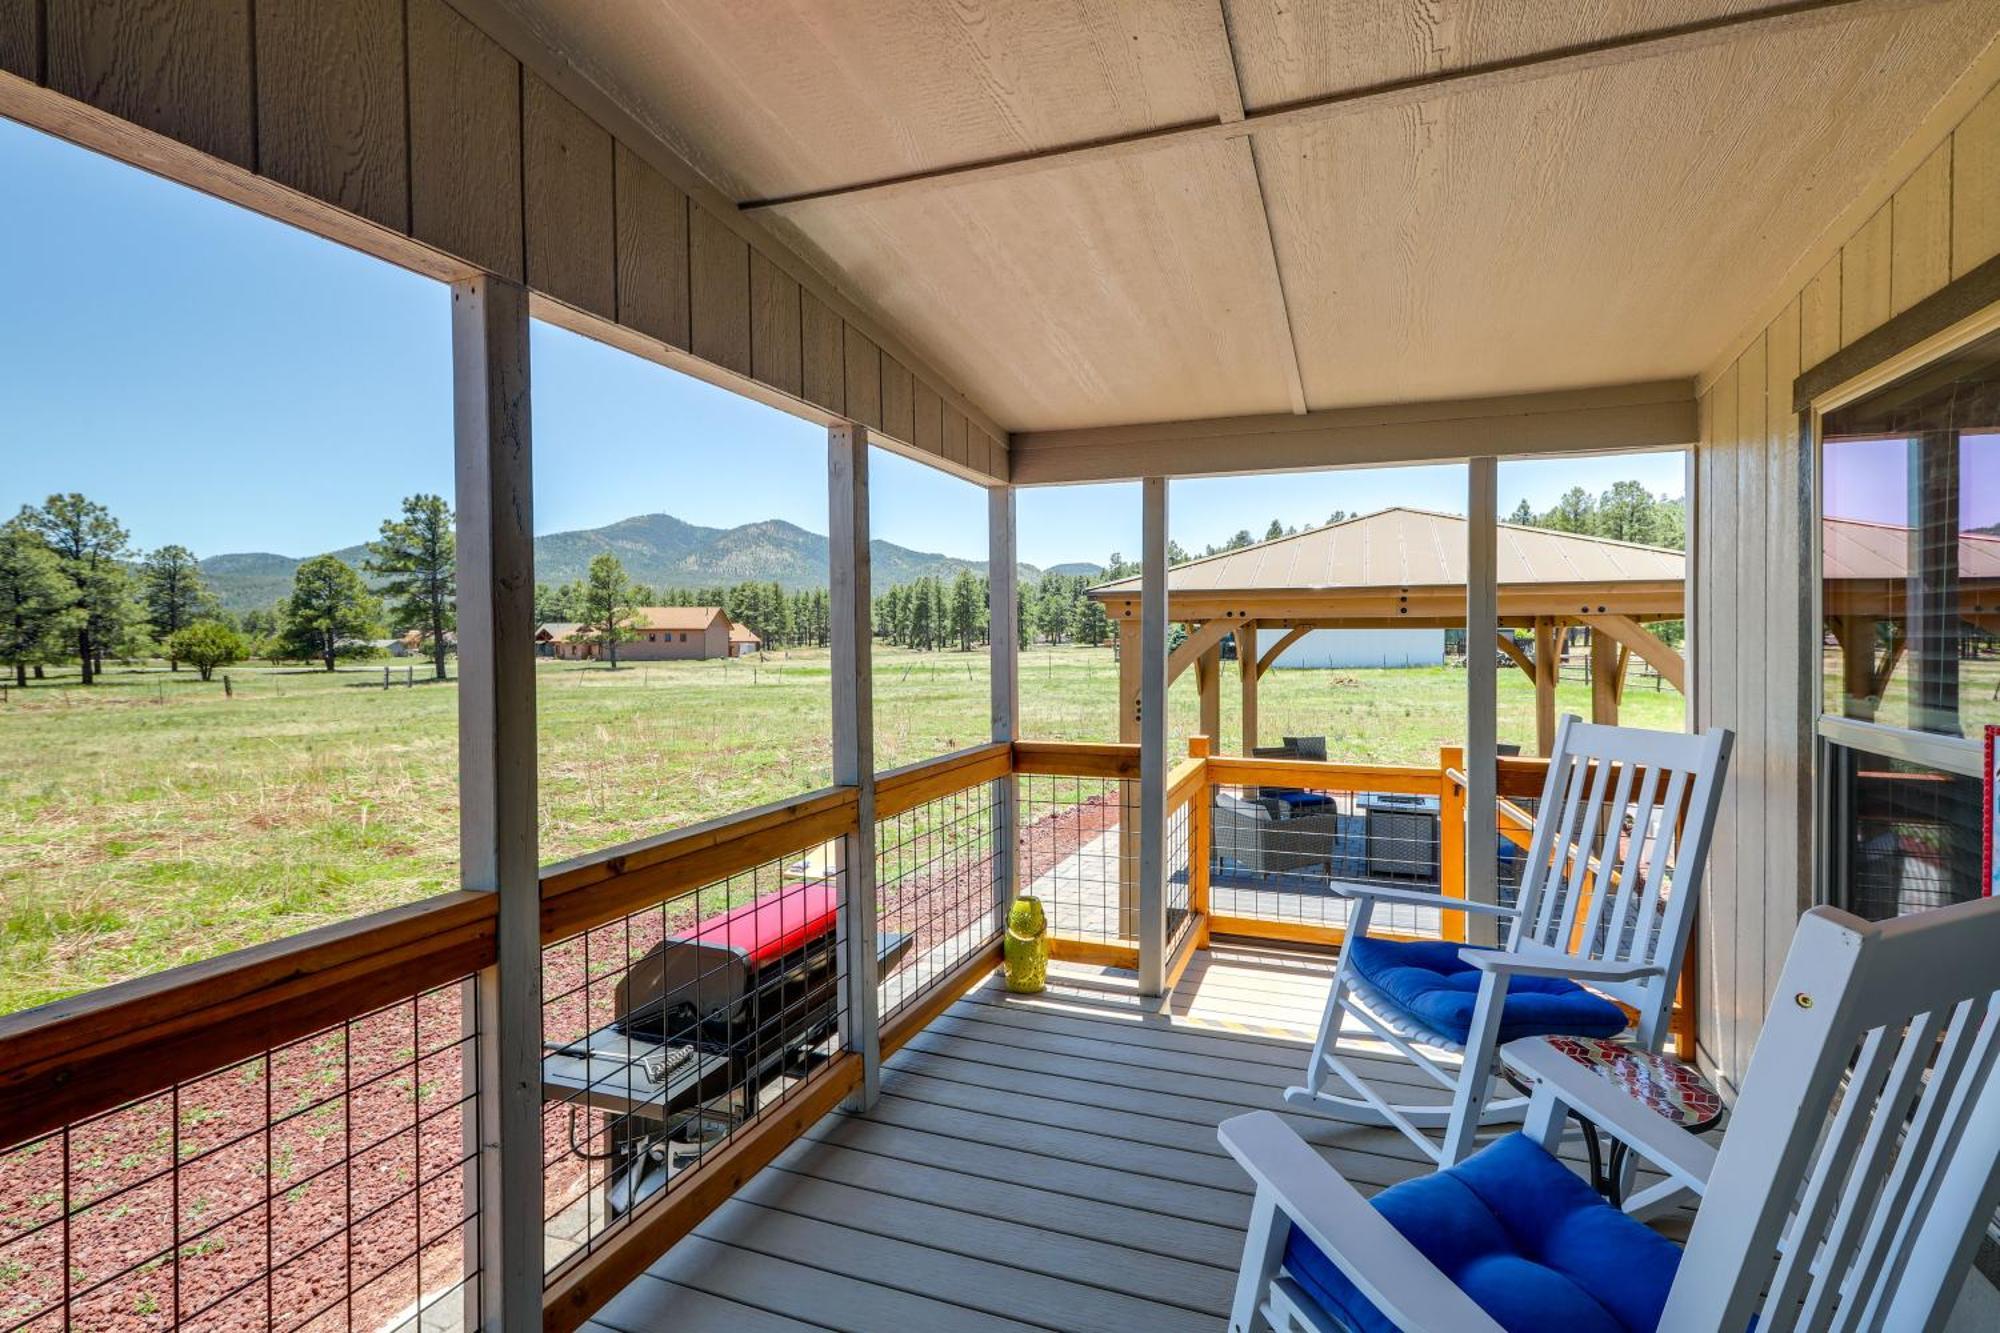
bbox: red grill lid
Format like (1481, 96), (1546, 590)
(673, 880), (841, 968)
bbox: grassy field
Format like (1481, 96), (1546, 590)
(0, 646), (1681, 1011)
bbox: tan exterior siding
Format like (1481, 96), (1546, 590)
(1692, 72), (2000, 1089)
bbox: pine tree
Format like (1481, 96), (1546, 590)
(27, 494), (132, 685)
(141, 544), (213, 670)
(581, 554), (637, 668)
(281, 555), (381, 671)
(366, 494), (456, 680)
(0, 516), (73, 687)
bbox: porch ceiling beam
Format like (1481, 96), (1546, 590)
(1010, 381), (1698, 484)
(739, 0), (1934, 214)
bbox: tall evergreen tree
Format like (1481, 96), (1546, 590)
(582, 553), (637, 668)
(141, 544), (213, 670)
(282, 555), (381, 671)
(365, 494), (457, 679)
(27, 494), (131, 685)
(0, 516), (73, 687)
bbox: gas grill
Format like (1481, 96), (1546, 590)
(541, 881), (913, 1216)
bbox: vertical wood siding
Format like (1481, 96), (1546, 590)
(1693, 78), (2000, 1086)
(11, 0), (1003, 479)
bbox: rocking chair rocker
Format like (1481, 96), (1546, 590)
(1286, 715), (1732, 1167)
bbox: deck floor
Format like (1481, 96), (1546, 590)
(579, 942), (1704, 1332)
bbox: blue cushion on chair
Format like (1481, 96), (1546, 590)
(1346, 936), (1628, 1045)
(1283, 1133), (1680, 1333)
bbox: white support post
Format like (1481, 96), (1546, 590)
(1465, 457), (1500, 947)
(829, 424), (881, 1109)
(989, 486), (1020, 928)
(1138, 477), (1170, 995)
(453, 274), (540, 1329)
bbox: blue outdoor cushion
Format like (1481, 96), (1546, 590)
(1347, 936), (1628, 1046)
(1283, 1132), (1680, 1333)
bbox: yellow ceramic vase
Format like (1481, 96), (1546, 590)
(1003, 895), (1049, 994)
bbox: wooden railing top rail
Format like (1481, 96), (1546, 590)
(1207, 754), (1443, 796)
(875, 741), (1012, 820)
(540, 784), (861, 942)
(0, 889), (498, 1148)
(1011, 739), (1141, 778)
(1167, 755), (1207, 810)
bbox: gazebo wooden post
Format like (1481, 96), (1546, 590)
(1238, 621), (1259, 754)
(1590, 623), (1621, 724)
(1197, 642), (1222, 744)
(1533, 617), (1558, 756)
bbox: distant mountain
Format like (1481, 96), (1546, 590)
(1046, 562), (1106, 579)
(199, 514), (1064, 613)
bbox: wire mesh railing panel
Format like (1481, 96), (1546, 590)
(0, 982), (481, 1333)
(1210, 782), (1453, 937)
(1166, 796), (1194, 953)
(1016, 774), (1137, 944)
(538, 840), (845, 1280)
(875, 782), (1001, 1022)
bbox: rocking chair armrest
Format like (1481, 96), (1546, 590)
(1459, 951), (1665, 983)
(1502, 1038), (1717, 1196)
(1219, 1112), (1506, 1333)
(1329, 880), (1523, 918)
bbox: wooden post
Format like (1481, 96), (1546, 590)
(1465, 458), (1500, 947)
(1116, 615), (1141, 948)
(1533, 617), (1558, 756)
(1590, 624), (1620, 724)
(1439, 745), (1467, 945)
(989, 486), (1019, 926)
(1238, 621), (1259, 755)
(1188, 735), (1212, 924)
(1196, 642), (1222, 747)
(828, 423), (881, 1109)
(1138, 477), (1170, 995)
(452, 273), (540, 1330)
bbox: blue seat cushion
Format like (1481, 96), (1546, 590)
(1347, 936), (1628, 1045)
(1283, 1133), (1680, 1333)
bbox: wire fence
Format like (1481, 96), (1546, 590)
(1015, 774), (1137, 944)
(1166, 795), (1194, 954)
(876, 783), (1003, 1023)
(538, 844), (848, 1280)
(0, 982), (481, 1333)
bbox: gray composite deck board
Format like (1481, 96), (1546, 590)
(601, 947), (1700, 1331)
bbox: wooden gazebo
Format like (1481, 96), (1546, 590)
(1090, 507), (1686, 755)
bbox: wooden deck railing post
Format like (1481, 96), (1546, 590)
(1137, 477), (1170, 995)
(452, 272), (541, 1329)
(829, 423), (882, 1110)
(1465, 457), (1501, 947)
(1188, 736), (1213, 936)
(1438, 745), (1467, 945)
(990, 486), (1020, 927)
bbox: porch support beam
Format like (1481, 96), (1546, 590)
(1465, 459), (1500, 946)
(1582, 613), (1686, 694)
(989, 486), (1020, 924)
(1168, 616), (1238, 684)
(1590, 624), (1622, 725)
(1010, 381), (1697, 485)
(1533, 617), (1559, 756)
(1137, 477), (1171, 995)
(1496, 632), (1534, 680)
(452, 273), (540, 1330)
(1238, 621), (1260, 755)
(1196, 643), (1222, 747)
(828, 424), (881, 1109)
(741, 0), (1916, 214)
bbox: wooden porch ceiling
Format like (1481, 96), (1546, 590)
(483, 0), (1999, 438)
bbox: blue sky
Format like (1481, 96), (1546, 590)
(2, 117), (1684, 570)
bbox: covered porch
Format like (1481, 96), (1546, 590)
(5, 1), (2000, 1330)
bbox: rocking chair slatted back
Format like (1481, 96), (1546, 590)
(1665, 900), (2000, 1332)
(1511, 717), (1731, 1046)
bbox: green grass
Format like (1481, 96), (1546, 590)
(0, 647), (1681, 1011)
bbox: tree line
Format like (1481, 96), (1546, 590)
(0, 493), (459, 685)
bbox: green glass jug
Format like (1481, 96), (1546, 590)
(1004, 894), (1048, 994)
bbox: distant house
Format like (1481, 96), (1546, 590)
(536, 608), (755, 661)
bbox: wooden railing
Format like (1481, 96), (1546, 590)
(0, 736), (1699, 1332)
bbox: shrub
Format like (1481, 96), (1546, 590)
(167, 619), (247, 682)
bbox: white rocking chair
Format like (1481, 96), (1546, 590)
(1286, 716), (1732, 1166)
(1224, 895), (2000, 1332)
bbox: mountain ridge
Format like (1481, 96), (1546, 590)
(197, 514), (1100, 613)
